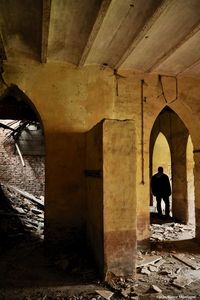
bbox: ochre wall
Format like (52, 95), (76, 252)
(3, 62), (200, 246)
(3, 62), (115, 241)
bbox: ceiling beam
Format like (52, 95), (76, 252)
(0, 32), (6, 60)
(115, 0), (172, 69)
(147, 22), (200, 72)
(41, 0), (51, 63)
(79, 0), (112, 66)
(177, 57), (200, 76)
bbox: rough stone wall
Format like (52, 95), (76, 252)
(0, 128), (44, 197)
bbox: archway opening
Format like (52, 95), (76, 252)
(150, 106), (195, 242)
(0, 85), (48, 287)
(151, 132), (172, 217)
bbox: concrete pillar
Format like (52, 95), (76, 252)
(86, 119), (137, 278)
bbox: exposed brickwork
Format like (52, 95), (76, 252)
(0, 129), (45, 197)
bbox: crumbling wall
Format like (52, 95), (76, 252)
(0, 128), (44, 197)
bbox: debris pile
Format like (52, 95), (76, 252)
(0, 190), (200, 299)
(0, 183), (44, 240)
(136, 247), (200, 298)
(150, 222), (195, 241)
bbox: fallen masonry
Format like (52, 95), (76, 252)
(0, 189), (200, 298)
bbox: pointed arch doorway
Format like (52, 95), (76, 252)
(151, 132), (172, 217)
(150, 106), (195, 241)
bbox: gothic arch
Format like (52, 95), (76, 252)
(150, 106), (190, 223)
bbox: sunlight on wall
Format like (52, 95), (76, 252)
(153, 133), (171, 178)
(187, 135), (195, 225)
(152, 133), (172, 214)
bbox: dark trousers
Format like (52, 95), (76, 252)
(156, 196), (170, 217)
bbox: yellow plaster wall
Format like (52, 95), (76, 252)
(3, 62), (200, 243)
(113, 72), (200, 242)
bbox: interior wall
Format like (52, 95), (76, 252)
(3, 62), (115, 241)
(3, 61), (200, 245)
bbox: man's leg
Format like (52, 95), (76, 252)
(156, 196), (162, 217)
(163, 196), (170, 217)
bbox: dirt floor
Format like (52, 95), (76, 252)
(0, 187), (200, 299)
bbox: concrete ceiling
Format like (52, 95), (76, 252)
(1, 0), (200, 77)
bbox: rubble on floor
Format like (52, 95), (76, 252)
(0, 183), (44, 240)
(150, 222), (195, 242)
(133, 218), (200, 299)
(0, 192), (200, 299)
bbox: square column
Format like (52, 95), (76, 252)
(86, 119), (137, 277)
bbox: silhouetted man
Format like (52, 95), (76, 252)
(151, 166), (171, 218)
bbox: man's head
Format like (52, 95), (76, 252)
(158, 166), (163, 173)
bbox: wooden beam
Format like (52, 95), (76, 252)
(148, 23), (200, 72)
(177, 57), (200, 76)
(79, 0), (112, 66)
(115, 0), (172, 69)
(41, 0), (51, 63)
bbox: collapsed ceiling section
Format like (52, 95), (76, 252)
(0, 0), (200, 77)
